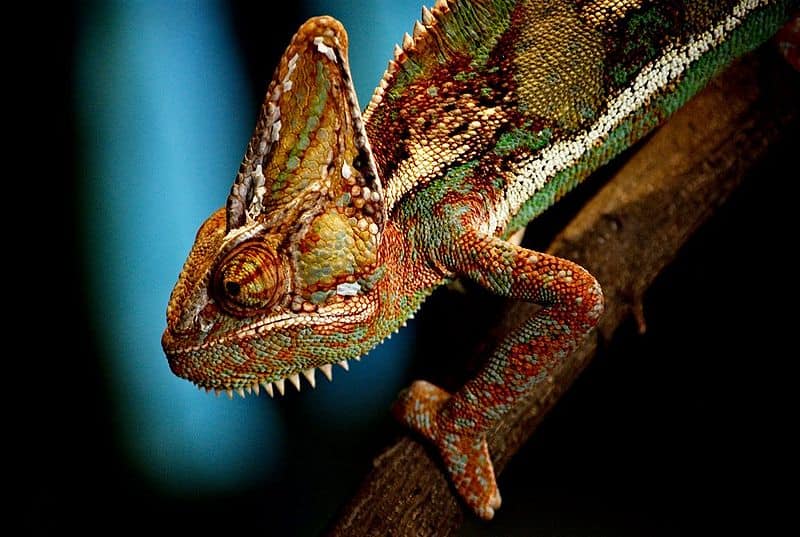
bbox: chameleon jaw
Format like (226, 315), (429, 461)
(164, 293), (419, 400)
(164, 219), (429, 400)
(163, 294), (394, 398)
(195, 358), (357, 400)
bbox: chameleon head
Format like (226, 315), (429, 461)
(162, 17), (417, 395)
(161, 203), (398, 395)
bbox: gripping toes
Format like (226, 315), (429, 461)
(392, 380), (502, 520)
(440, 431), (502, 519)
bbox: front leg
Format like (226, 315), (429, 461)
(393, 227), (604, 519)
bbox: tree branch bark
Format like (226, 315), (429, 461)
(326, 50), (799, 537)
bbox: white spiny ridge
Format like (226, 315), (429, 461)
(205, 359), (357, 400)
(491, 0), (767, 235)
(365, 2), (444, 120)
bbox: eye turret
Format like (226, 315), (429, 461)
(213, 241), (285, 316)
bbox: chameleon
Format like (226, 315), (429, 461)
(162, 0), (795, 520)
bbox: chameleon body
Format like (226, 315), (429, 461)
(163, 0), (794, 519)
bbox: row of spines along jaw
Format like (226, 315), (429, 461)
(202, 359), (353, 399)
(203, 311), (417, 398)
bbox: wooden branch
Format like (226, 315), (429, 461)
(326, 50), (798, 537)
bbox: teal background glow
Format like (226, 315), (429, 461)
(71, 0), (419, 533)
(77, 0), (278, 491)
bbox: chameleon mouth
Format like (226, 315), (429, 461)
(164, 298), (378, 355)
(192, 358), (358, 399)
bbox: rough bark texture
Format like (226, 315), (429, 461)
(326, 50), (798, 537)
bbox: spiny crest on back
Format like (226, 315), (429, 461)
(365, 0), (516, 115)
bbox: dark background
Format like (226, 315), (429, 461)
(30, 1), (795, 535)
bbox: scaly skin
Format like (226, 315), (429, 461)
(163, 0), (794, 520)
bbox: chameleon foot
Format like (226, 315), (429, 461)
(393, 380), (502, 520)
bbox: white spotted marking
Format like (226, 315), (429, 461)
(287, 53), (299, 72)
(268, 102), (280, 123)
(198, 315), (214, 333)
(246, 164), (267, 222)
(270, 119), (281, 142)
(313, 36), (337, 63)
(336, 282), (361, 296)
(342, 161), (352, 179)
(281, 53), (298, 92)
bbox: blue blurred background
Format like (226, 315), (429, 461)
(67, 1), (421, 533)
(75, 0), (420, 496)
(37, 1), (795, 535)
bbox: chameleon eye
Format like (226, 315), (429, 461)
(213, 241), (285, 316)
